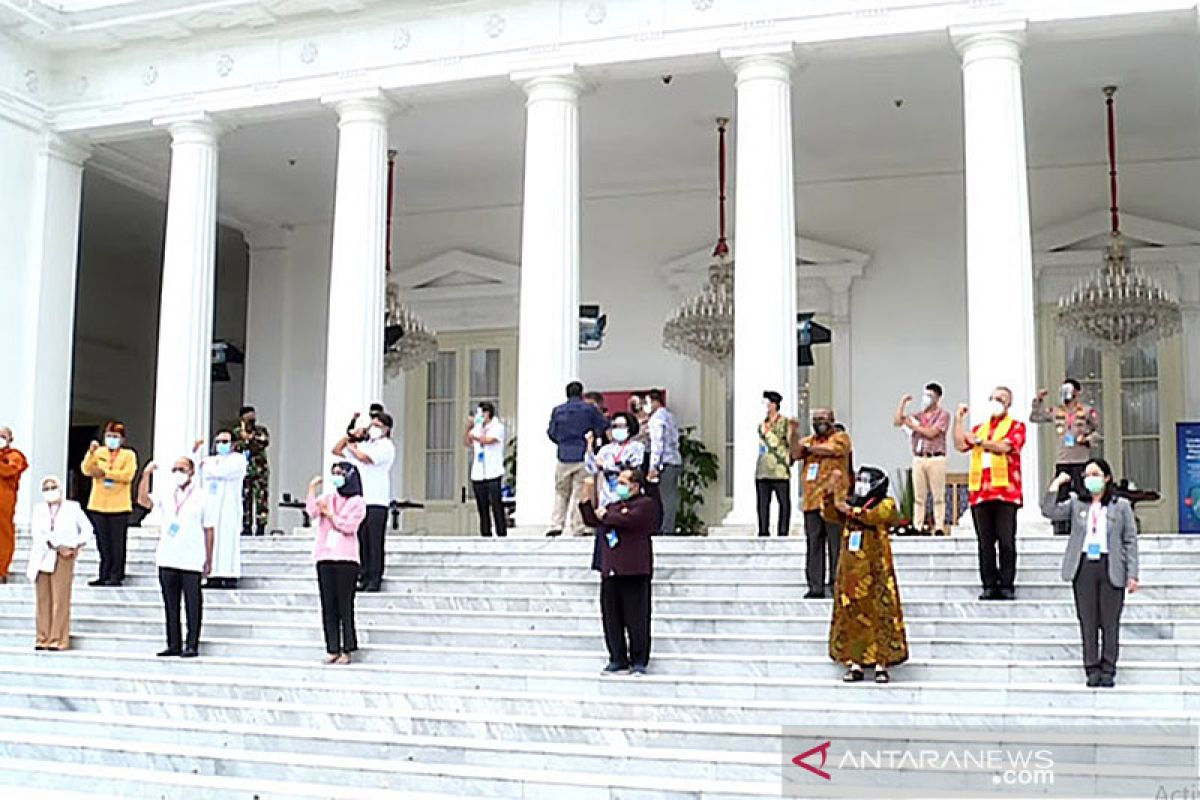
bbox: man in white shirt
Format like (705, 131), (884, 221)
(464, 402), (507, 538)
(332, 411), (396, 592)
(138, 457), (213, 658)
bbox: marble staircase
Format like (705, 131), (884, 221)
(0, 531), (1197, 798)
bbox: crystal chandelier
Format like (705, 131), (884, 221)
(1056, 86), (1182, 350)
(663, 117), (734, 371)
(383, 282), (438, 379)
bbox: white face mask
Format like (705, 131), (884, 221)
(0, 437), (8, 450)
(989, 399), (1006, 419)
(611, 427), (629, 443)
(368, 426), (385, 441)
(854, 477), (871, 497)
(42, 488), (61, 504)
(642, 397), (652, 413)
(173, 470), (191, 488)
(920, 392), (934, 411)
(1061, 384), (1075, 403)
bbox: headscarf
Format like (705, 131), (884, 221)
(334, 461), (363, 498)
(849, 465), (889, 509)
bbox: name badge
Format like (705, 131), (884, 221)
(981, 452), (992, 470)
(1064, 432), (1076, 447)
(1086, 542), (1101, 561)
(477, 450), (485, 463)
(103, 479), (114, 488)
(806, 463), (819, 481)
(209, 482), (219, 495)
(606, 530), (619, 549)
(167, 522), (180, 537)
(758, 443), (767, 456)
(848, 530), (862, 552)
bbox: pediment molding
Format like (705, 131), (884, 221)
(391, 249), (519, 331)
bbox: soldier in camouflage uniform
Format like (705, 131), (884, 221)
(234, 405), (271, 536)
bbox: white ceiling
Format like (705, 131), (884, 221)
(90, 29), (1200, 230)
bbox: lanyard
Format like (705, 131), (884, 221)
(1089, 504), (1101, 536)
(174, 485), (195, 517)
(48, 504), (60, 532)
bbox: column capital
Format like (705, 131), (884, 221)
(721, 43), (797, 82)
(951, 21), (1027, 63)
(321, 89), (397, 125)
(511, 66), (585, 102)
(40, 132), (91, 166)
(152, 112), (223, 145)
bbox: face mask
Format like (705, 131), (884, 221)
(368, 426), (385, 441)
(1083, 475), (1106, 495)
(172, 470), (191, 488)
(611, 428), (629, 443)
(105, 436), (121, 450)
(1061, 385), (1075, 403)
(921, 392), (934, 411)
(854, 477), (871, 497)
(331, 474), (346, 489)
(42, 488), (61, 504)
(642, 397), (652, 413)
(813, 421), (831, 436)
(474, 413), (485, 426)
(988, 400), (1006, 419)
(215, 442), (233, 456)
(615, 484), (632, 500)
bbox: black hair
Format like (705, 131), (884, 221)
(610, 411), (640, 438)
(648, 389), (664, 404)
(1085, 457), (1116, 505)
(622, 467), (646, 489)
(924, 382), (943, 397)
(1065, 378), (1082, 392)
(763, 390), (783, 406)
(584, 391), (605, 405)
(238, 405), (256, 417)
(369, 403), (385, 415)
(479, 401), (496, 418)
(374, 412), (394, 431)
(213, 428), (234, 439)
(566, 381), (584, 399)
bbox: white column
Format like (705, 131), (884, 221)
(1180, 270), (1200, 419)
(151, 115), (220, 468)
(723, 47), (798, 527)
(320, 93), (391, 456)
(20, 134), (89, 521)
(955, 25), (1042, 519)
(512, 69), (583, 531)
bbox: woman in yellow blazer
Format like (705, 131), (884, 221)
(80, 421), (138, 587)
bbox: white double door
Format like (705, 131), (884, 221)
(403, 330), (517, 534)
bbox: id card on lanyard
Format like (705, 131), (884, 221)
(1087, 506), (1102, 560)
(169, 487), (193, 537)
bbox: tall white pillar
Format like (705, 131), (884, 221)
(20, 134), (89, 521)
(512, 69), (583, 530)
(722, 47), (798, 527)
(152, 115), (220, 468)
(1180, 270), (1200, 420)
(955, 25), (1042, 517)
(320, 92), (391, 455)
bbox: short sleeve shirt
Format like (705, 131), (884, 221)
(153, 485), (209, 572)
(968, 418), (1026, 507)
(345, 438), (395, 507)
(755, 416), (793, 480)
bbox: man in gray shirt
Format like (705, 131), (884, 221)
(1031, 378), (1100, 536)
(645, 389), (682, 535)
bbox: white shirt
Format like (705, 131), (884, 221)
(470, 420), (506, 482)
(344, 437), (395, 507)
(1084, 502), (1109, 555)
(154, 483), (209, 572)
(25, 500), (93, 581)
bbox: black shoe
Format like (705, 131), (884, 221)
(757, 532), (769, 537)
(1098, 676), (1115, 688)
(803, 590), (824, 599)
(87, 578), (106, 587)
(777, 532), (789, 537)
(1086, 672), (1102, 687)
(180, 648), (199, 659)
(364, 584), (382, 593)
(978, 589), (998, 600)
(602, 662), (629, 674)
(241, 528), (252, 537)
(996, 588), (1015, 600)
(630, 665), (647, 676)
(254, 525), (265, 537)
(157, 648), (182, 657)
(545, 529), (563, 538)
(34, 646), (47, 651)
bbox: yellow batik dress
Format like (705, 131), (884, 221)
(827, 497), (910, 668)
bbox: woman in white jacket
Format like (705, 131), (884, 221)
(26, 475), (93, 651)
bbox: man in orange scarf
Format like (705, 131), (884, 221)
(0, 426), (30, 583)
(954, 387), (1026, 601)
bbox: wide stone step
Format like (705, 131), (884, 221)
(2, 631), (1194, 685)
(2, 613), (1193, 659)
(3, 601), (1195, 638)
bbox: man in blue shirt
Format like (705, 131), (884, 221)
(546, 381), (610, 537)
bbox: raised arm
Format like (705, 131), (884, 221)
(136, 463), (157, 510)
(953, 404), (974, 453)
(893, 394), (912, 428)
(1029, 389), (1054, 424)
(1040, 473), (1074, 521)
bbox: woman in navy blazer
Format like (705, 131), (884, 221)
(1040, 458), (1139, 687)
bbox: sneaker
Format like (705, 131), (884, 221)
(630, 665), (648, 676)
(602, 662), (629, 675)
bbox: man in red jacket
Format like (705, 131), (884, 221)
(580, 468), (655, 676)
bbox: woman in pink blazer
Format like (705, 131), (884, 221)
(306, 461), (367, 664)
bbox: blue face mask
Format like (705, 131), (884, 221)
(215, 442), (233, 456)
(104, 436), (121, 450)
(615, 484), (632, 500)
(330, 474), (346, 489)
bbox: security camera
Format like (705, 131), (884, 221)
(661, 74), (673, 85)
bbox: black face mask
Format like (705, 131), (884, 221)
(813, 421), (832, 436)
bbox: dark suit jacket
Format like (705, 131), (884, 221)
(1041, 492), (1139, 587)
(580, 495), (655, 577)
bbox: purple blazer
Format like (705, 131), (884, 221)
(580, 495), (655, 577)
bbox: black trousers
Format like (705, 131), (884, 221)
(600, 574), (652, 668)
(1053, 462), (1088, 536)
(472, 478), (507, 537)
(90, 511), (130, 583)
(356, 505), (388, 589)
(158, 566), (202, 651)
(971, 500), (1018, 591)
(1072, 554), (1125, 679)
(803, 510), (841, 594)
(755, 479), (791, 537)
(317, 560), (359, 655)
